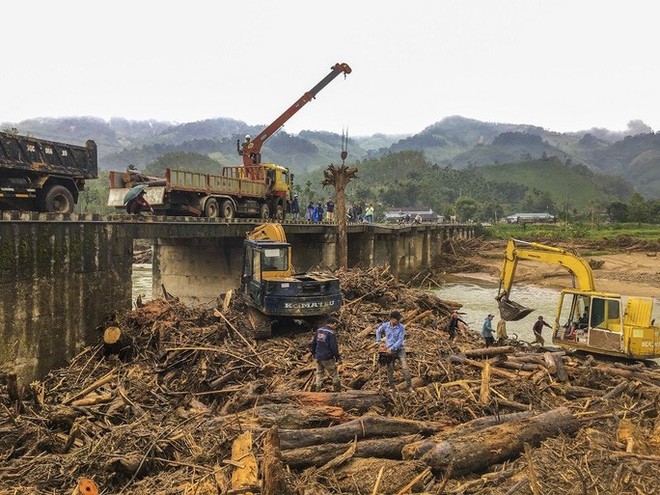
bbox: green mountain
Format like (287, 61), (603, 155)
(2, 115), (658, 198)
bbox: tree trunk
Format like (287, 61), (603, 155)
(419, 407), (579, 474)
(262, 427), (293, 495)
(281, 434), (422, 468)
(279, 415), (448, 450)
(463, 346), (515, 358)
(402, 411), (533, 460)
(256, 390), (386, 413)
(249, 403), (354, 429)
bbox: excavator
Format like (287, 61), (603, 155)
(240, 223), (342, 338)
(496, 238), (660, 361)
(237, 62), (352, 168)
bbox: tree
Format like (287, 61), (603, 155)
(322, 163), (358, 270)
(455, 197), (479, 222)
(606, 201), (628, 223)
(628, 192), (651, 223)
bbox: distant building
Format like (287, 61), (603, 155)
(506, 212), (556, 224)
(384, 207), (442, 223)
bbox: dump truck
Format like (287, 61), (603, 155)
(108, 164), (291, 219)
(497, 238), (660, 361)
(240, 223), (342, 338)
(0, 130), (98, 213)
(107, 62), (351, 219)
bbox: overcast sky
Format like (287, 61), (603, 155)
(3, 1), (658, 136)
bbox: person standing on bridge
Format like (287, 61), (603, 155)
(126, 189), (154, 215)
(290, 194), (300, 219)
(310, 316), (342, 392)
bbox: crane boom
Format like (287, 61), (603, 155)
(239, 63), (352, 166)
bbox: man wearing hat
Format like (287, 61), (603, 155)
(375, 310), (413, 391)
(447, 311), (467, 341)
(482, 313), (495, 347)
(310, 316), (342, 392)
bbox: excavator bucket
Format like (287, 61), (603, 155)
(498, 298), (534, 321)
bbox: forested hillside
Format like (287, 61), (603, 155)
(2, 115), (658, 198)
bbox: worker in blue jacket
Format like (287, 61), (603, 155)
(481, 313), (495, 347)
(375, 310), (413, 391)
(310, 316), (342, 392)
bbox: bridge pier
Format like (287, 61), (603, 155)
(0, 216), (132, 383)
(153, 237), (244, 306)
(1, 216), (476, 383)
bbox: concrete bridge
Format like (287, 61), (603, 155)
(0, 211), (474, 382)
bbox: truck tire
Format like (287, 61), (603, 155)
(275, 204), (285, 221)
(259, 203), (270, 219)
(42, 185), (75, 213)
(221, 200), (236, 219)
(204, 198), (219, 218)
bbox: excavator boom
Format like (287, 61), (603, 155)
(497, 238), (595, 320)
(239, 63), (351, 166)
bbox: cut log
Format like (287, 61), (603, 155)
(281, 434), (422, 468)
(543, 352), (557, 374)
(497, 361), (541, 372)
(331, 458), (429, 494)
(262, 427), (293, 495)
(419, 407), (579, 474)
(601, 380), (629, 400)
(448, 355), (525, 380)
(230, 431), (258, 494)
(463, 346), (515, 358)
(402, 411), (533, 460)
(553, 353), (569, 382)
(256, 390), (386, 413)
(250, 403), (354, 429)
(279, 415), (448, 450)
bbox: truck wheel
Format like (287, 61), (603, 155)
(221, 200), (236, 219)
(42, 185), (75, 213)
(275, 204), (285, 221)
(204, 198), (219, 218)
(259, 203), (270, 219)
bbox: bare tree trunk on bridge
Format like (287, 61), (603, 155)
(322, 163), (358, 270)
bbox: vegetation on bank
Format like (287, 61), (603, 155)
(483, 222), (660, 244)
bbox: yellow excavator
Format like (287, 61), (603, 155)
(240, 223), (342, 338)
(497, 238), (660, 361)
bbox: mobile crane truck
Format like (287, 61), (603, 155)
(107, 63), (351, 219)
(239, 223), (342, 338)
(496, 238), (660, 361)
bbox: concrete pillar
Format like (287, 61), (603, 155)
(153, 237), (244, 306)
(320, 232), (338, 270)
(0, 219), (132, 383)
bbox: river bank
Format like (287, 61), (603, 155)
(452, 238), (660, 298)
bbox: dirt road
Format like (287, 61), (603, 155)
(463, 240), (660, 298)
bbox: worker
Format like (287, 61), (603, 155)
(532, 315), (552, 346)
(496, 318), (508, 345)
(310, 316), (342, 392)
(290, 194), (300, 219)
(577, 307), (589, 328)
(375, 310), (413, 392)
(481, 313), (495, 347)
(126, 189), (154, 215)
(364, 204), (374, 223)
(325, 198), (335, 221)
(447, 311), (467, 341)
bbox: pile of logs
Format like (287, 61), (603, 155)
(1, 267), (659, 494)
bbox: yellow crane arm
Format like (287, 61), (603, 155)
(499, 238), (596, 296)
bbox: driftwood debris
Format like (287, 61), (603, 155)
(2, 263), (660, 494)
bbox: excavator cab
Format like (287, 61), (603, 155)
(240, 224), (342, 338)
